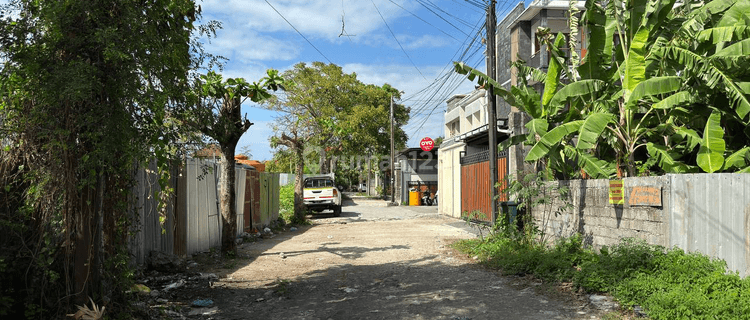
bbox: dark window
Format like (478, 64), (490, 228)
(304, 179), (333, 188)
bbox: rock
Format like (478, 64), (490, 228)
(197, 273), (218, 280)
(588, 294), (619, 312)
(147, 250), (186, 273)
(163, 279), (185, 291)
(131, 283), (151, 295)
(188, 307), (219, 316)
(263, 227), (271, 233)
(164, 310), (185, 319)
(191, 299), (214, 307)
(279, 252), (287, 259)
(634, 305), (647, 317)
(149, 290), (160, 298)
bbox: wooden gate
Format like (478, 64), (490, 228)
(460, 150), (508, 223)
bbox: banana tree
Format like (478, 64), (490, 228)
(456, 0), (750, 178)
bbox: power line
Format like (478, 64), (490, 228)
(265, 0), (333, 64)
(370, 0), (428, 81)
(386, 0), (464, 41)
(415, 0), (475, 29)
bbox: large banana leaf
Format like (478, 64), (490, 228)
(548, 80), (606, 113)
(680, 0), (738, 39)
(542, 34), (567, 107)
(652, 91), (694, 109)
(453, 62), (501, 88)
(717, 0), (750, 28)
(579, 0), (611, 80)
(723, 147), (750, 170)
(713, 38), (750, 57)
(697, 26), (750, 44)
(512, 85), (543, 119)
(525, 120), (584, 161)
(498, 134), (529, 151)
(623, 27), (650, 101)
(696, 110), (726, 173)
(576, 113), (614, 150)
(674, 126), (701, 152)
(658, 46), (750, 119)
(646, 142), (697, 173)
(563, 145), (615, 179)
(625, 76), (682, 110)
(453, 62), (516, 105)
(525, 118), (549, 141)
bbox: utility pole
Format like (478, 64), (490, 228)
(486, 0), (499, 222)
(390, 95), (396, 204)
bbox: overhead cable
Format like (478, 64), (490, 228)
(265, 0), (333, 64)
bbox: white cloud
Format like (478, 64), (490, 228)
(401, 34), (451, 50)
(209, 28), (300, 62)
(202, 0), (416, 42)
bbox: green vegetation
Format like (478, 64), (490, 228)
(456, 234), (750, 320)
(456, 171), (750, 319)
(187, 70), (284, 255)
(278, 184), (296, 224)
(265, 62), (408, 221)
(456, 0), (750, 178)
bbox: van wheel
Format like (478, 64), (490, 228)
(333, 205), (342, 217)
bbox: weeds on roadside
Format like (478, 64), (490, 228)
(455, 234), (750, 320)
(272, 278), (292, 296)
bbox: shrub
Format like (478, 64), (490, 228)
(456, 234), (750, 320)
(278, 184), (294, 224)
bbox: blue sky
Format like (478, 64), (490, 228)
(200, 0), (527, 161)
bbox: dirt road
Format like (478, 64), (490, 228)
(168, 199), (604, 320)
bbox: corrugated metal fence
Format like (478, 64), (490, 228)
(129, 159), (280, 265)
(668, 174), (750, 276)
(129, 160), (177, 266)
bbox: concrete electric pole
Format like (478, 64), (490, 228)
(487, 0), (499, 222)
(390, 95), (396, 205)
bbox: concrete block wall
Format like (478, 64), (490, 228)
(532, 177), (670, 250)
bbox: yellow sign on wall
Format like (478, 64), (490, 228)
(609, 180), (624, 205)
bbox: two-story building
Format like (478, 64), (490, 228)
(438, 0), (585, 219)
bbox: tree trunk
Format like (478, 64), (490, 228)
(293, 146), (306, 221)
(367, 153), (371, 196)
(219, 143), (237, 255)
(319, 147), (327, 174)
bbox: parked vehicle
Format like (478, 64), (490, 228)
(303, 177), (342, 216)
(421, 190), (433, 206)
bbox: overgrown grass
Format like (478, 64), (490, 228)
(454, 235), (750, 319)
(278, 184), (294, 224)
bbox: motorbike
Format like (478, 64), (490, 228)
(421, 190), (434, 206)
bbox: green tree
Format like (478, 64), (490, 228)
(456, 0), (750, 178)
(188, 70), (284, 255)
(0, 0), (198, 316)
(266, 62), (408, 221)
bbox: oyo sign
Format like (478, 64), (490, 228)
(420, 137), (435, 152)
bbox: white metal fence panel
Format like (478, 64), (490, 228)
(184, 159), (220, 254)
(235, 169), (246, 236)
(669, 173), (750, 276)
(129, 160), (175, 265)
(279, 173), (295, 186)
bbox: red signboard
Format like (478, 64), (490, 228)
(420, 137), (435, 152)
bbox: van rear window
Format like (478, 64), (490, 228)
(304, 179), (333, 188)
